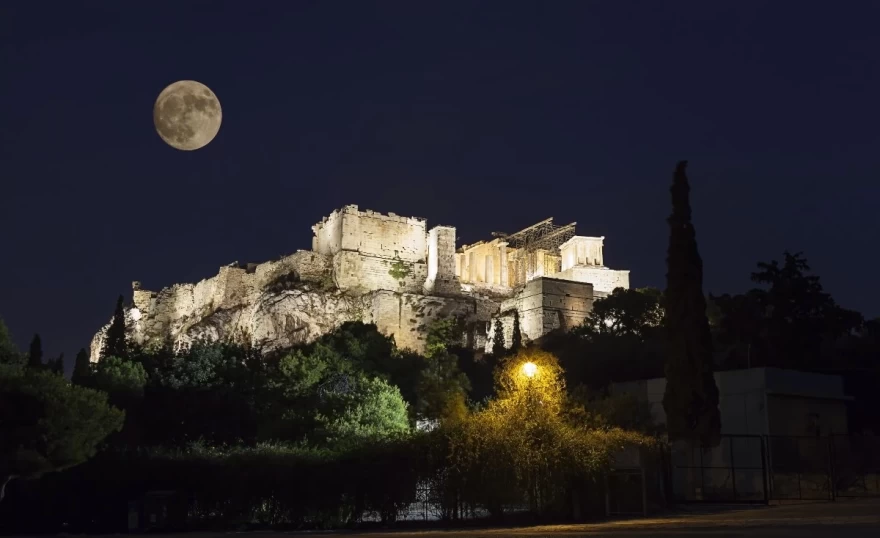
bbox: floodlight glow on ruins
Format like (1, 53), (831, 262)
(95, 205), (630, 363)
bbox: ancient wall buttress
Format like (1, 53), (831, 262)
(425, 225), (460, 295)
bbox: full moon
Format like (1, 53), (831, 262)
(153, 80), (222, 151)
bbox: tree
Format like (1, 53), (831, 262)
(0, 365), (124, 503)
(72, 348), (92, 386)
(93, 356), (147, 397)
(101, 295), (128, 360)
(492, 318), (506, 357)
(0, 318), (23, 367)
(417, 319), (471, 422)
(27, 334), (43, 369)
(47, 353), (64, 375)
(661, 161), (721, 447)
(316, 375), (411, 447)
(443, 348), (651, 516)
(581, 287), (664, 339)
(711, 252), (864, 370)
(511, 311), (523, 352)
(568, 386), (658, 434)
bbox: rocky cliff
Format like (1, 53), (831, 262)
(90, 250), (498, 361)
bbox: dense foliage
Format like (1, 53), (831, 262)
(0, 314), (658, 530)
(0, 364), (124, 502)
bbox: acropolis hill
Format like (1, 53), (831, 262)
(90, 205), (630, 361)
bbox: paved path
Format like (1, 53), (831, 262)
(135, 499), (880, 538)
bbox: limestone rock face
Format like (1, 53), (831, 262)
(92, 286), (371, 360)
(91, 281), (498, 361)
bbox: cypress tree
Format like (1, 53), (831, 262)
(102, 295), (129, 360)
(511, 310), (523, 352)
(492, 318), (506, 357)
(28, 334), (43, 369)
(72, 348), (92, 385)
(661, 161), (721, 447)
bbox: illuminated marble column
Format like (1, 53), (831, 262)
(499, 241), (509, 287)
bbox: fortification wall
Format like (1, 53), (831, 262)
(312, 205), (427, 263)
(487, 277), (593, 352)
(333, 251), (428, 294)
(312, 208), (344, 255)
(356, 209), (426, 262)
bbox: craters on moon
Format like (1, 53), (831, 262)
(153, 80), (222, 151)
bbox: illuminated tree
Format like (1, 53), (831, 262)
(315, 375), (411, 447)
(93, 356), (147, 397)
(443, 348), (650, 516)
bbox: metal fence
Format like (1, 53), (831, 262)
(667, 434), (879, 504)
(667, 435), (768, 503)
(831, 435), (880, 498)
(766, 435), (833, 500)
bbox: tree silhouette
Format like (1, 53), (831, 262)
(0, 367), (124, 504)
(47, 353), (64, 375)
(72, 348), (92, 386)
(511, 311), (523, 352)
(27, 334), (43, 369)
(661, 161), (721, 447)
(492, 318), (506, 357)
(712, 252), (863, 370)
(101, 295), (128, 360)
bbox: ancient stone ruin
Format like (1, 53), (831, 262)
(90, 205), (630, 361)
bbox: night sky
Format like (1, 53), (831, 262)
(2, 2), (879, 367)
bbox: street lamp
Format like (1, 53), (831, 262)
(521, 361), (538, 378)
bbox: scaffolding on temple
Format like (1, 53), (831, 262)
(492, 218), (576, 286)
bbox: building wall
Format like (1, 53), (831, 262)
(767, 395), (849, 436)
(613, 368), (851, 437)
(553, 265), (630, 295)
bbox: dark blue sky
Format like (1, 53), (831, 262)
(2, 1), (879, 364)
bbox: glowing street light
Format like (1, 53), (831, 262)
(521, 361), (538, 378)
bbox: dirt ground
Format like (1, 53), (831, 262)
(146, 498), (880, 538)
